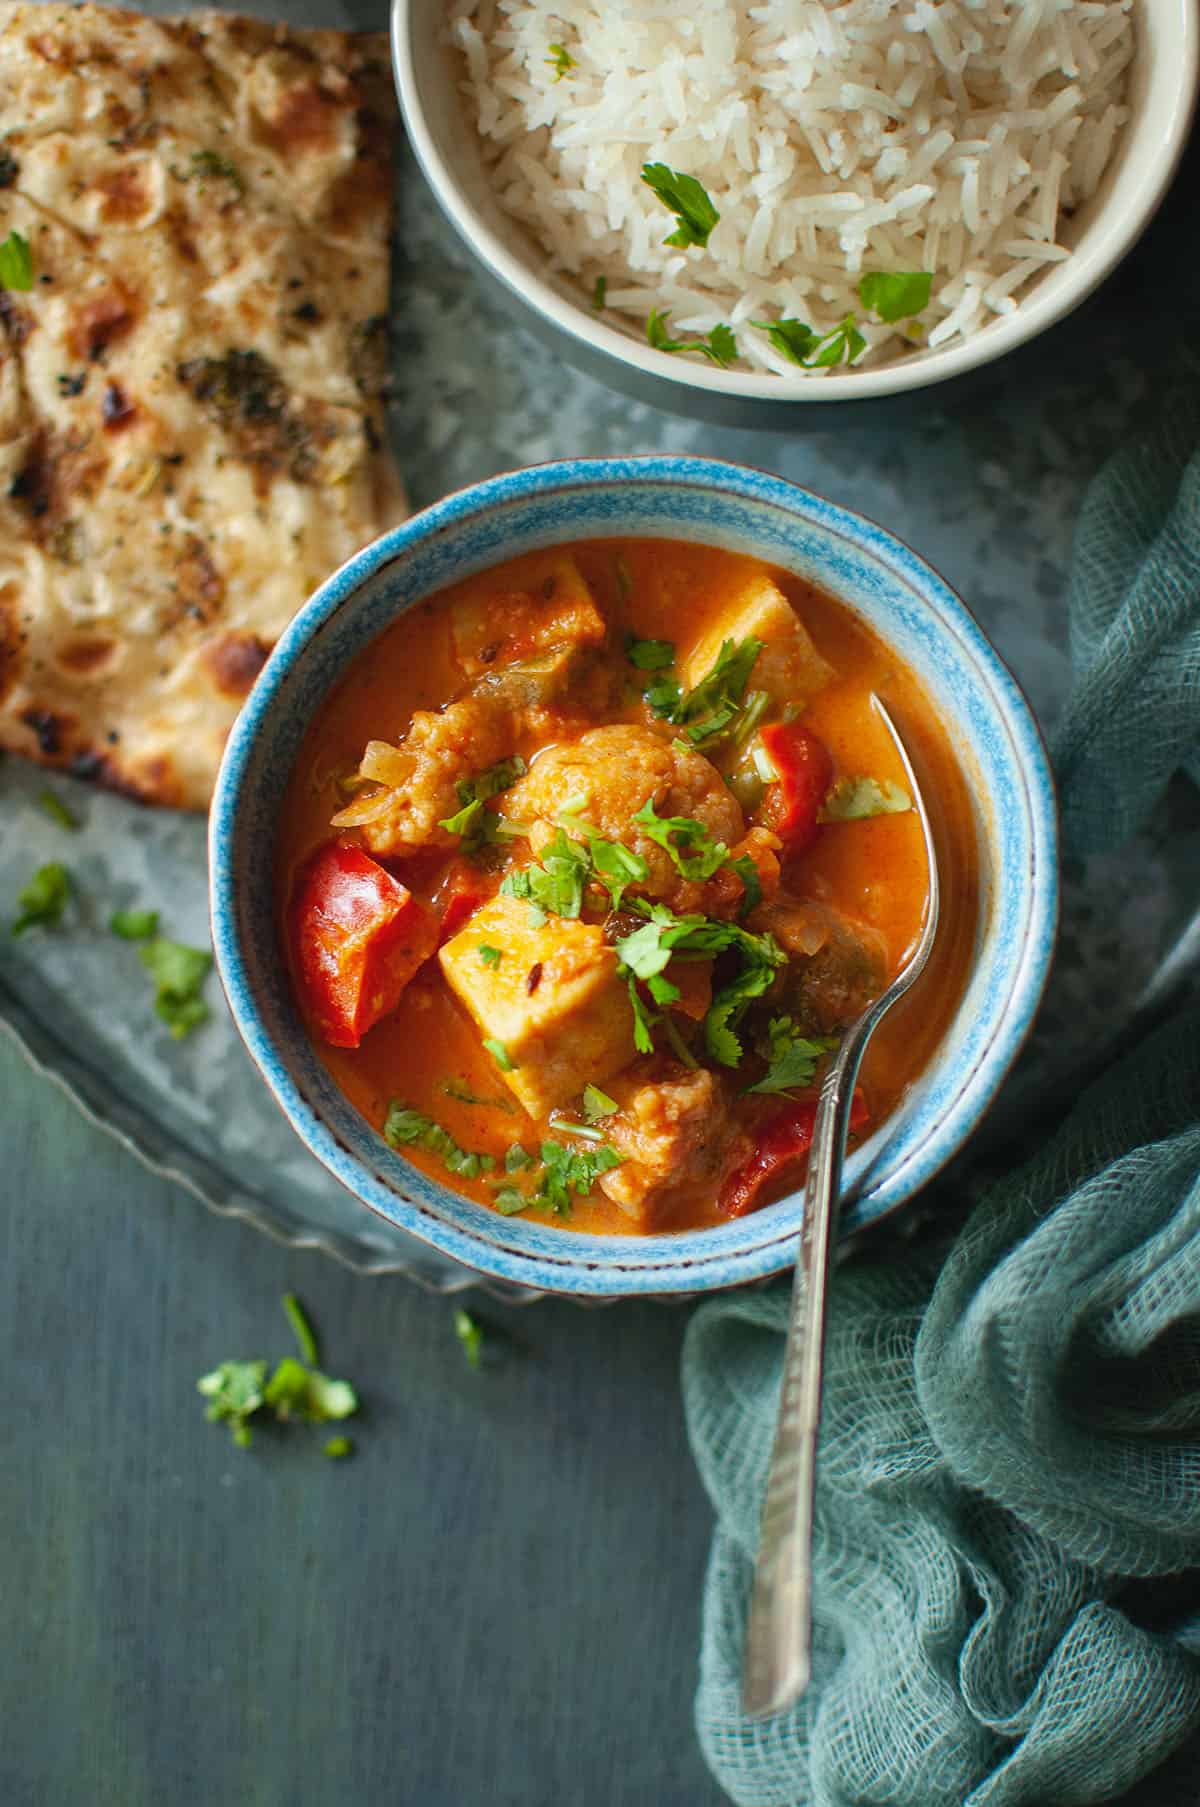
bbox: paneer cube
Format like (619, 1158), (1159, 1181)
(450, 554), (607, 679)
(682, 573), (832, 708)
(438, 894), (637, 1118)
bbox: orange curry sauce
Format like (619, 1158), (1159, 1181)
(276, 539), (978, 1234)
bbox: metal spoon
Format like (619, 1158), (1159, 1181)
(741, 695), (941, 1719)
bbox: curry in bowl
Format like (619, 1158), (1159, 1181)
(277, 539), (976, 1233)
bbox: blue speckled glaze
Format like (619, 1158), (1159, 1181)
(209, 458), (1058, 1298)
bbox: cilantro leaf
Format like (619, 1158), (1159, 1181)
(12, 861), (70, 936)
(137, 937), (212, 1038)
(626, 636), (675, 671)
(282, 1292), (318, 1366)
(646, 309), (737, 368)
(263, 1356), (357, 1423)
(640, 163), (720, 249)
(754, 313), (866, 368)
(483, 1037), (514, 1072)
(440, 757), (528, 847)
(455, 1309), (484, 1367)
(493, 1186), (530, 1215)
(704, 954), (780, 1067)
(555, 809), (649, 910)
(822, 776), (912, 820)
(505, 1143), (534, 1172)
(623, 968), (659, 1054)
(439, 796), (483, 838)
(632, 797), (729, 880)
(110, 908), (160, 941)
(443, 1080), (514, 1112)
(731, 854), (762, 917)
(384, 1101), (496, 1181)
(38, 789), (78, 831)
(500, 828), (590, 919)
(545, 42), (575, 80)
(0, 229), (32, 292)
(858, 271), (932, 323)
(478, 945), (503, 968)
(531, 1138), (622, 1216)
(582, 1084), (619, 1121)
(676, 637), (763, 747)
(324, 1436), (353, 1459)
(198, 1359), (267, 1447)
(747, 1019), (838, 1096)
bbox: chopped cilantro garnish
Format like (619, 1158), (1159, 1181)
(623, 968), (659, 1054)
(455, 1309), (484, 1368)
(679, 638), (763, 740)
(555, 809), (648, 911)
(582, 1084), (619, 1121)
(500, 828), (590, 919)
(493, 1186), (529, 1216)
(632, 797), (729, 880)
(747, 1018), (838, 1096)
(640, 163), (720, 249)
(731, 854), (763, 917)
(439, 796), (483, 839)
(38, 789), (77, 831)
(282, 1292), (319, 1366)
(12, 861), (70, 936)
(478, 945), (502, 968)
(614, 901), (784, 1068)
(324, 1436), (353, 1459)
(443, 1080), (514, 1112)
(483, 1037), (514, 1072)
(440, 757), (528, 847)
(137, 937), (212, 1038)
(821, 776), (913, 820)
(754, 314), (867, 368)
(505, 1143), (534, 1173)
(592, 275), (607, 311)
(644, 671), (684, 719)
(0, 229), (33, 292)
(647, 309), (737, 368)
(531, 1137), (622, 1216)
(545, 42), (575, 80)
(384, 1102), (496, 1180)
(626, 636), (675, 671)
(858, 271), (932, 323)
(109, 909), (161, 941)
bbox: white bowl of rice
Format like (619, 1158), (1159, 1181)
(392, 0), (1198, 418)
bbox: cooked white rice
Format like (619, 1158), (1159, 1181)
(448, 0), (1135, 377)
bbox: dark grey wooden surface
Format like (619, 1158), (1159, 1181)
(2, 1029), (726, 1807)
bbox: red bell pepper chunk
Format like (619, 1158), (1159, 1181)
(434, 858), (498, 946)
(757, 722), (834, 851)
(718, 1089), (869, 1218)
(291, 839), (438, 1048)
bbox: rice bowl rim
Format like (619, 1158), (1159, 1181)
(392, 0), (1199, 405)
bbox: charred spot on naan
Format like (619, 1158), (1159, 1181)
(66, 286), (138, 364)
(203, 631), (271, 698)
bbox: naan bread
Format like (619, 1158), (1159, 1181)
(0, 3), (404, 808)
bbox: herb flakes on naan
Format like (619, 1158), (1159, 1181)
(0, 3), (404, 808)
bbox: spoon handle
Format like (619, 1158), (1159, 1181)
(740, 1026), (869, 1718)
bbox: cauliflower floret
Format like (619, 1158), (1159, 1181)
(598, 1060), (746, 1225)
(332, 694), (513, 856)
(506, 724), (745, 912)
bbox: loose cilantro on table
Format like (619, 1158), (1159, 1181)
(647, 309), (737, 368)
(545, 42), (575, 80)
(822, 776), (913, 820)
(384, 1102), (496, 1180)
(38, 789), (78, 831)
(455, 1309), (485, 1367)
(857, 271), (932, 323)
(198, 1296), (358, 1450)
(0, 229), (33, 291)
(747, 1017), (838, 1096)
(138, 937), (212, 1039)
(109, 908), (160, 941)
(640, 163), (720, 249)
(324, 1436), (353, 1460)
(12, 862), (70, 936)
(632, 797), (729, 880)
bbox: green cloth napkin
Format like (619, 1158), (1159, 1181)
(682, 385), (1200, 1807)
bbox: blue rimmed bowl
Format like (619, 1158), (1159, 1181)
(210, 458), (1057, 1299)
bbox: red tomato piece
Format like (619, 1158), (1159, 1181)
(434, 858), (498, 946)
(291, 840), (438, 1048)
(757, 723), (834, 851)
(718, 1089), (869, 1218)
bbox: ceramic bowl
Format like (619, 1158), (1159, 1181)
(210, 458), (1057, 1298)
(391, 0), (1198, 427)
